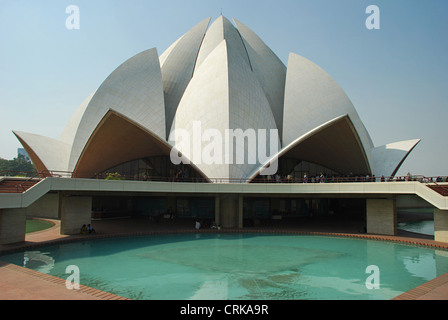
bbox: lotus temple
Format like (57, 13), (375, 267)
(1, 16), (447, 245)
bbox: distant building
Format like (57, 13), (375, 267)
(17, 148), (31, 162)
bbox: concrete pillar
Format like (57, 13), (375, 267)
(219, 194), (243, 229)
(220, 195), (237, 228)
(366, 198), (396, 236)
(434, 208), (448, 243)
(60, 194), (92, 235)
(0, 208), (27, 244)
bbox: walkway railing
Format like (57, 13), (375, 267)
(2, 170), (447, 188)
(89, 173), (448, 185)
(0, 170), (71, 193)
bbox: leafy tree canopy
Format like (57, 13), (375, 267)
(0, 154), (37, 176)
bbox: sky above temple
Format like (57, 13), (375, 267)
(1, 0), (447, 177)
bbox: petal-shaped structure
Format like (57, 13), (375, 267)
(370, 139), (421, 177)
(68, 48), (165, 173)
(170, 36), (278, 180)
(12, 93), (94, 175)
(248, 115), (370, 180)
(233, 18), (287, 140)
(60, 91), (95, 146)
(13, 131), (71, 175)
(283, 53), (374, 161)
(73, 109), (209, 179)
(193, 16), (251, 74)
(12, 16), (420, 182)
(160, 18), (211, 137)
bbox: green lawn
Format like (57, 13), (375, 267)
(26, 219), (55, 233)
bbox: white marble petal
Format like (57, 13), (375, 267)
(160, 17), (211, 137)
(283, 52), (374, 164)
(60, 91), (96, 147)
(171, 39), (278, 182)
(13, 131), (71, 174)
(68, 48), (165, 172)
(193, 16), (251, 75)
(233, 18), (286, 141)
(371, 139), (421, 177)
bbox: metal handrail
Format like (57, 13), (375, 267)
(87, 173), (447, 184)
(14, 170), (51, 192)
(2, 169), (447, 189)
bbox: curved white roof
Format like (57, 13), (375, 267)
(233, 18), (286, 140)
(170, 39), (278, 180)
(160, 17), (211, 137)
(194, 16), (251, 74)
(67, 48), (165, 172)
(13, 16), (419, 181)
(60, 91), (96, 146)
(371, 139), (421, 177)
(283, 53), (374, 151)
(13, 131), (71, 174)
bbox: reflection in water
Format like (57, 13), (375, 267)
(402, 251), (437, 281)
(23, 251), (55, 274)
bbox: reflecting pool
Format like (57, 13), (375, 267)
(1, 233), (448, 300)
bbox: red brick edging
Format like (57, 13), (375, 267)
(0, 260), (129, 300)
(392, 272), (448, 300)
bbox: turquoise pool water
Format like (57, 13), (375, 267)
(1, 233), (448, 300)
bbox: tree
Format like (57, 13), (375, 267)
(0, 154), (37, 176)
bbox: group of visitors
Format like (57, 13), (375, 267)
(175, 169), (189, 181)
(302, 172), (328, 183)
(100, 169), (447, 184)
(195, 219), (220, 230)
(80, 224), (95, 234)
(257, 172), (431, 184)
(257, 172), (372, 183)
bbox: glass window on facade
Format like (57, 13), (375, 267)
(99, 156), (205, 181)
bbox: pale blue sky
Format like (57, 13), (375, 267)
(0, 0), (447, 176)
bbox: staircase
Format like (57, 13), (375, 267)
(427, 184), (448, 196)
(0, 178), (41, 193)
